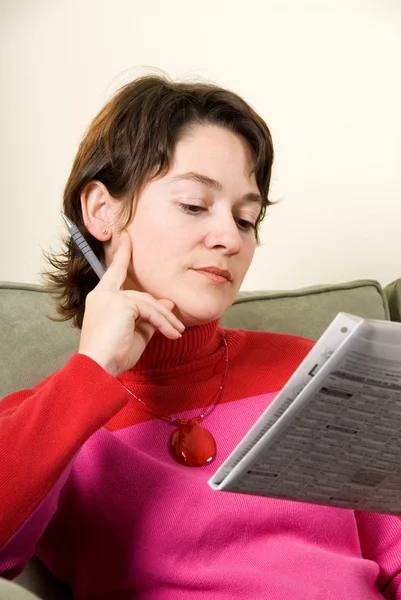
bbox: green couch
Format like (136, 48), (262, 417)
(1, 277), (400, 599)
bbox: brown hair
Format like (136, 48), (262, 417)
(44, 74), (275, 328)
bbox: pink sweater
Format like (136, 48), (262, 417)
(1, 321), (401, 599)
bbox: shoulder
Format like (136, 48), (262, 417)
(221, 327), (315, 393)
(238, 327), (314, 346)
(223, 326), (314, 358)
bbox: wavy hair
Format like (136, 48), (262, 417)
(43, 74), (275, 328)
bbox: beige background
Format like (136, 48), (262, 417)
(0, 0), (400, 290)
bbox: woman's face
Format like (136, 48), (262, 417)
(121, 124), (262, 327)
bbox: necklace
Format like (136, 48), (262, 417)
(120, 337), (228, 467)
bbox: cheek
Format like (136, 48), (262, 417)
(242, 240), (256, 267)
(129, 231), (181, 284)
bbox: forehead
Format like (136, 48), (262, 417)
(167, 124), (258, 188)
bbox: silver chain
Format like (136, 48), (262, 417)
(120, 337), (229, 425)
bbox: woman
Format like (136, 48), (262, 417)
(0, 75), (400, 599)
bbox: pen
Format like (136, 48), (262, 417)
(60, 211), (106, 280)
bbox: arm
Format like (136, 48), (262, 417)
(355, 510), (401, 599)
(0, 232), (183, 578)
(0, 353), (129, 578)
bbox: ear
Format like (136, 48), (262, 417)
(80, 181), (117, 241)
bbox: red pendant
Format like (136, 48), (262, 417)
(170, 418), (216, 466)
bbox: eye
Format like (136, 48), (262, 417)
(236, 218), (256, 232)
(179, 204), (206, 215)
(178, 204), (256, 233)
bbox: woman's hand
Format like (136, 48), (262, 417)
(78, 232), (185, 377)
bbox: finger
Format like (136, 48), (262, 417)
(124, 293), (185, 332)
(158, 299), (185, 331)
(128, 298), (183, 339)
(98, 231), (132, 291)
(159, 299), (175, 311)
(143, 307), (183, 339)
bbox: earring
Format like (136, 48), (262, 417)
(101, 229), (108, 234)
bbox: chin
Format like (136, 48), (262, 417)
(175, 299), (232, 328)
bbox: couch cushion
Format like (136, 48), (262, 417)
(220, 279), (390, 340)
(0, 577), (41, 599)
(14, 557), (72, 600)
(0, 282), (80, 399)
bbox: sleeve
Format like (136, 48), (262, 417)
(0, 353), (129, 578)
(355, 510), (401, 599)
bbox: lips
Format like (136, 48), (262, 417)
(193, 267), (232, 281)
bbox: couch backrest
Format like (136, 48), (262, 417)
(219, 280), (391, 337)
(0, 278), (398, 400)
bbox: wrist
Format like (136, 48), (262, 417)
(77, 350), (119, 377)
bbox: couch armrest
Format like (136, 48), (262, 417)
(384, 278), (401, 322)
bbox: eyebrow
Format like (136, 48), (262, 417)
(170, 171), (263, 206)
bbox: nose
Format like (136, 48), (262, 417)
(203, 212), (243, 255)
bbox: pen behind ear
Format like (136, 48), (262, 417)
(60, 211), (106, 280)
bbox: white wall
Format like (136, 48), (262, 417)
(0, 0), (400, 290)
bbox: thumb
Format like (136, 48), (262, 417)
(99, 230), (132, 291)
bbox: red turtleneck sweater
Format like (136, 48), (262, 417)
(1, 321), (401, 599)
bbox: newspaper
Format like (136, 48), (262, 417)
(209, 313), (401, 515)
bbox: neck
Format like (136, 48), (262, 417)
(131, 320), (222, 372)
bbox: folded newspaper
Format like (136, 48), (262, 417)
(209, 313), (401, 515)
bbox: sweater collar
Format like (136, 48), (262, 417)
(131, 319), (223, 372)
